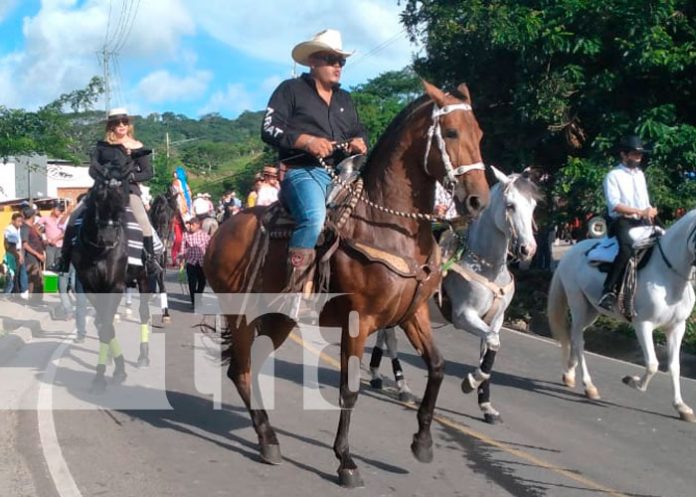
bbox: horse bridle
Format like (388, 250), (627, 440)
(87, 178), (125, 250)
(423, 103), (486, 192)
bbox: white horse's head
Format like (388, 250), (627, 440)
(489, 166), (540, 261)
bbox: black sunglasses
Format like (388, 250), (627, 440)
(315, 54), (346, 68)
(109, 117), (130, 126)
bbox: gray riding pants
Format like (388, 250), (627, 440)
(129, 194), (152, 237)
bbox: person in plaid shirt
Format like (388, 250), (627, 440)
(178, 217), (211, 309)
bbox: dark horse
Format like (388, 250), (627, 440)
(204, 81), (490, 487)
(72, 168), (152, 393)
(148, 186), (178, 323)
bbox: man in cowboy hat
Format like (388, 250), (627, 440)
(598, 135), (657, 311)
(261, 28), (368, 297)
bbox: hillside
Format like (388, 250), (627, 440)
(66, 109), (271, 199)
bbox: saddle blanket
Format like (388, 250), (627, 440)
(74, 208), (163, 267)
(586, 226), (661, 264)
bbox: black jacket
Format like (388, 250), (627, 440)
(261, 73), (368, 167)
(89, 141), (153, 196)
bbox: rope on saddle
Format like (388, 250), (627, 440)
(234, 221), (271, 328)
(618, 257), (639, 321)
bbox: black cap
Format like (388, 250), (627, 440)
(618, 135), (648, 153)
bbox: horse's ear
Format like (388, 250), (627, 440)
(490, 165), (510, 185)
(422, 79), (447, 107)
(456, 83), (472, 104)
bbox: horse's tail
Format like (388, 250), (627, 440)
(547, 270), (570, 360)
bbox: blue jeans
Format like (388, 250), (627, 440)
(281, 166), (332, 249)
(58, 265), (87, 336)
(17, 264), (28, 293)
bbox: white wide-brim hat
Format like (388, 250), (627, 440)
(291, 29), (354, 66)
(108, 107), (129, 118)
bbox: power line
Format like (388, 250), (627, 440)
(98, 0), (141, 114)
(347, 28), (408, 69)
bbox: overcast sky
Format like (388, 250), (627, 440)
(0, 0), (420, 118)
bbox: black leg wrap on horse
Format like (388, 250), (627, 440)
(477, 383), (490, 404)
(369, 346), (383, 369)
(480, 349), (497, 375)
(392, 358), (404, 382)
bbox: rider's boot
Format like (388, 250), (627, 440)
(143, 236), (162, 275)
(285, 248), (316, 320)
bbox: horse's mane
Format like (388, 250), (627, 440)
(363, 94), (433, 174)
(509, 174), (544, 201)
(666, 208), (696, 239)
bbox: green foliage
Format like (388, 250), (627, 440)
(0, 77), (106, 161)
(351, 67), (421, 142)
(401, 0), (696, 222)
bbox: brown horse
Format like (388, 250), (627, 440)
(204, 81), (490, 487)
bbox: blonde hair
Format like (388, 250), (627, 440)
(104, 120), (136, 144)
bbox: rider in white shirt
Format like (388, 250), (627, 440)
(598, 136), (657, 310)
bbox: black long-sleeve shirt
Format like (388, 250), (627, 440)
(89, 141), (153, 195)
(261, 73), (368, 167)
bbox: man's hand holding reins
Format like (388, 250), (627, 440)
(642, 206), (658, 222)
(296, 134), (334, 158)
(348, 137), (367, 155)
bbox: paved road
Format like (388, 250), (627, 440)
(2, 275), (695, 497)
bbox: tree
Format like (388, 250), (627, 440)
(0, 77), (105, 161)
(402, 0), (696, 220)
(350, 67), (422, 142)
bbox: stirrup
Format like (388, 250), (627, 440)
(597, 292), (617, 311)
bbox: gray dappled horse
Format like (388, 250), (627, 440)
(370, 168), (539, 424)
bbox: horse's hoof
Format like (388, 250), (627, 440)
(484, 412), (503, 425)
(461, 375), (475, 394)
(337, 468), (364, 488)
(678, 409), (696, 423)
(585, 386), (601, 400)
(398, 390), (416, 404)
(90, 376), (108, 394)
(162, 316), (171, 325)
(112, 370), (127, 385)
(369, 377), (383, 390)
(411, 436), (433, 463)
(136, 356), (150, 368)
(562, 374), (576, 388)
(259, 444), (282, 465)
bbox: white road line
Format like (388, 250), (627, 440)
(501, 325), (696, 384)
(37, 338), (83, 497)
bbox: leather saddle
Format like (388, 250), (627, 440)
(262, 155), (366, 240)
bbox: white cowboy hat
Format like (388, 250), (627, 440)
(108, 107), (129, 118)
(291, 29), (354, 66)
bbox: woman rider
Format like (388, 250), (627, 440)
(58, 108), (160, 274)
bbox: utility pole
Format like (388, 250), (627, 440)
(101, 47), (112, 115)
